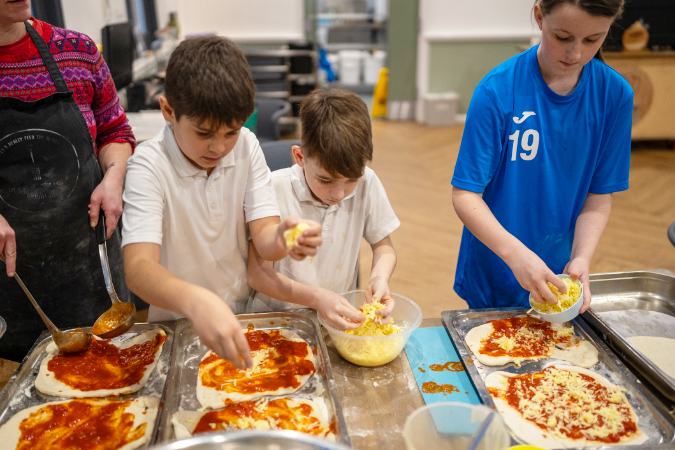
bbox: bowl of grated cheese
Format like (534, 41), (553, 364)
(529, 274), (583, 323)
(318, 290), (422, 367)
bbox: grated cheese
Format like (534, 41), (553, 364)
(531, 278), (582, 314)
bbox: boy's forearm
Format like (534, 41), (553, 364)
(369, 237), (397, 283)
(249, 217), (287, 261)
(247, 243), (320, 309)
(124, 244), (212, 318)
(570, 193), (612, 263)
(451, 186), (526, 265)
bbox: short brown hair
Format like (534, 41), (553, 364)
(299, 88), (372, 179)
(164, 36), (255, 129)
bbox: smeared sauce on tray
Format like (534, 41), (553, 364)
(422, 381), (459, 395)
(429, 361), (464, 372)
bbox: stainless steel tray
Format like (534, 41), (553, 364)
(0, 322), (176, 448)
(584, 270), (675, 402)
(442, 308), (675, 449)
(155, 310), (350, 447)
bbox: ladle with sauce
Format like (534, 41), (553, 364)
(0, 254), (92, 354)
(92, 213), (136, 339)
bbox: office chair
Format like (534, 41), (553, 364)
(255, 98), (291, 143)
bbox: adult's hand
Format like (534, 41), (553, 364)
(0, 214), (17, 277)
(89, 175), (124, 239)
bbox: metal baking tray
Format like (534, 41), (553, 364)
(0, 322), (176, 448)
(584, 270), (675, 403)
(442, 308), (675, 449)
(155, 311), (350, 447)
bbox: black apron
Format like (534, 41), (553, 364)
(0, 22), (129, 362)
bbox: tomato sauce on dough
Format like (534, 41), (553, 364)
(47, 333), (166, 391)
(17, 400), (145, 449)
(480, 316), (571, 358)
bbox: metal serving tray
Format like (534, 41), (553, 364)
(442, 308), (675, 449)
(0, 322), (176, 448)
(584, 270), (675, 403)
(155, 311), (350, 447)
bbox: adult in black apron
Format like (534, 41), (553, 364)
(0, 22), (129, 362)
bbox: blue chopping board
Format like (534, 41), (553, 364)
(404, 327), (481, 405)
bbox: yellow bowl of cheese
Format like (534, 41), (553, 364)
(529, 274), (583, 323)
(318, 290), (422, 367)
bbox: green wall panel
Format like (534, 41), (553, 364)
(428, 40), (529, 113)
(387, 0), (419, 102)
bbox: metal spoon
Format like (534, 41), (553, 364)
(0, 255), (92, 354)
(92, 213), (136, 339)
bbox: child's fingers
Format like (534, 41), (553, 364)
(302, 223), (323, 236)
(292, 243), (318, 257)
(538, 282), (559, 305)
(234, 331), (253, 369)
(334, 317), (362, 331)
(217, 338), (245, 370)
(548, 273), (567, 294)
(529, 289), (546, 304)
(298, 235), (322, 248)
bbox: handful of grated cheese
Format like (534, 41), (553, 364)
(283, 223), (310, 249)
(335, 299), (404, 366)
(345, 299), (402, 337)
(531, 277), (582, 314)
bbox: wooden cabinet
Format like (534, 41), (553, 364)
(603, 51), (675, 140)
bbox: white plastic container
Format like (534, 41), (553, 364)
(423, 92), (460, 126)
(529, 274), (584, 323)
(338, 50), (363, 85)
(363, 50), (386, 85)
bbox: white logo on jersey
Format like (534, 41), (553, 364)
(513, 111), (536, 124)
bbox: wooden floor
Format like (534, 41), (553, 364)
(358, 121), (675, 319)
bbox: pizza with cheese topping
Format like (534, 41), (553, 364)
(172, 397), (335, 441)
(197, 329), (316, 408)
(465, 316), (598, 368)
(486, 365), (648, 448)
(35, 329), (167, 398)
(0, 396), (159, 450)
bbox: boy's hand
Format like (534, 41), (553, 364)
(277, 217), (322, 261)
(506, 246), (566, 305)
(186, 289), (253, 370)
(564, 257), (592, 313)
(314, 288), (364, 331)
(365, 276), (394, 324)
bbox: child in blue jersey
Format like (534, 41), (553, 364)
(452, 0), (632, 312)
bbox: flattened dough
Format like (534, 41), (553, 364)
(35, 329), (166, 397)
(486, 366), (648, 448)
(627, 336), (675, 379)
(197, 329), (315, 408)
(0, 396), (159, 450)
(465, 319), (598, 368)
(172, 397), (334, 441)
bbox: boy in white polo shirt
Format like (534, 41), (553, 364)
(122, 36), (322, 368)
(247, 88), (400, 330)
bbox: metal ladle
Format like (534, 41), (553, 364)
(92, 213), (136, 339)
(0, 255), (92, 354)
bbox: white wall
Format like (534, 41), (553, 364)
(62, 0), (128, 44)
(176, 0), (305, 42)
(415, 0), (540, 121)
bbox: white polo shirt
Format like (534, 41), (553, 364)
(247, 164), (399, 312)
(122, 124), (280, 320)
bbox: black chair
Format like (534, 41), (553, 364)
(669, 222), (675, 247)
(260, 139), (298, 172)
(255, 98), (291, 143)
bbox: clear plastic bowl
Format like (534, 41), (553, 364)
(318, 290), (422, 367)
(529, 274), (583, 323)
(404, 402), (511, 450)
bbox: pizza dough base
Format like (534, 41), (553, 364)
(485, 365), (648, 448)
(35, 329), (166, 398)
(627, 336), (675, 379)
(0, 396), (159, 450)
(197, 329), (316, 408)
(172, 396), (333, 441)
(465, 321), (598, 368)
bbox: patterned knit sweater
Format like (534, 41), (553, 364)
(0, 19), (135, 154)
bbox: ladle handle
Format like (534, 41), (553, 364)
(0, 255), (61, 337)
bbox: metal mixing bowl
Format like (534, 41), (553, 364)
(150, 430), (353, 450)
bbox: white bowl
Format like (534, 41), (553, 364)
(318, 290), (422, 367)
(529, 274), (583, 323)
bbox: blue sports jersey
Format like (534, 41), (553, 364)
(452, 45), (633, 309)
